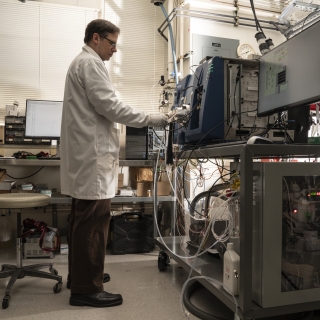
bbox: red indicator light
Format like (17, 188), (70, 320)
(293, 209), (298, 214)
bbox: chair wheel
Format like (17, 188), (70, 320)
(158, 251), (170, 271)
(53, 282), (62, 293)
(2, 295), (10, 309)
(50, 268), (58, 276)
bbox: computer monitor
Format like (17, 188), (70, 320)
(257, 20), (320, 117)
(25, 99), (63, 140)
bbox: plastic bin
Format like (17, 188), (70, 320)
(110, 212), (154, 254)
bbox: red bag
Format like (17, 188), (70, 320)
(21, 218), (60, 253)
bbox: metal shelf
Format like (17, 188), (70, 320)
(0, 145), (56, 149)
(50, 193), (174, 204)
(0, 159), (61, 166)
(112, 196), (174, 203)
(119, 159), (154, 167)
(181, 143), (320, 160)
(0, 159), (154, 167)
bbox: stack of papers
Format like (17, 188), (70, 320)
(60, 244), (68, 255)
(11, 182), (35, 193)
(20, 183), (33, 191)
(40, 190), (52, 197)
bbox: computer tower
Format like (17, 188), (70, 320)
(125, 126), (148, 160)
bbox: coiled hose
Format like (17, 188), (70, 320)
(189, 182), (230, 217)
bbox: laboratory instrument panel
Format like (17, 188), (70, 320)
(229, 162), (320, 308)
(258, 19), (320, 117)
(119, 125), (165, 160)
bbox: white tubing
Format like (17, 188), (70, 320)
(153, 132), (239, 319)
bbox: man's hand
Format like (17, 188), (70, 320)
(148, 113), (168, 128)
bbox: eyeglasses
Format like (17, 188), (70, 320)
(103, 37), (117, 48)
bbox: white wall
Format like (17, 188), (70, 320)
(167, 1), (287, 78)
(189, 19), (286, 65)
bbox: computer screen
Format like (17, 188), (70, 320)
(25, 99), (63, 140)
(257, 20), (320, 117)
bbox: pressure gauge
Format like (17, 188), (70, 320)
(237, 44), (256, 59)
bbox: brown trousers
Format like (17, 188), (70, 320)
(68, 198), (111, 294)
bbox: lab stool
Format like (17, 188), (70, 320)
(0, 193), (62, 309)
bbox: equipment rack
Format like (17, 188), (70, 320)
(155, 144), (320, 319)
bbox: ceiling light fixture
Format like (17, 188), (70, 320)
(182, 0), (279, 18)
(279, 1), (320, 22)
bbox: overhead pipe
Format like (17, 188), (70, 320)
(156, 7), (278, 44)
(152, 0), (179, 85)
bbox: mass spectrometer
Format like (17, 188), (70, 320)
(172, 56), (283, 146)
(172, 52), (311, 146)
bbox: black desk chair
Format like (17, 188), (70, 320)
(0, 193), (62, 309)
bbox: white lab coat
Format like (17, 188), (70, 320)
(60, 46), (149, 199)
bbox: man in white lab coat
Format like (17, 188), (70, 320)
(60, 19), (167, 308)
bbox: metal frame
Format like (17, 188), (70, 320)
(155, 4), (320, 42)
(156, 144), (320, 319)
(0, 158), (175, 236)
(0, 159), (155, 167)
(156, 7), (278, 42)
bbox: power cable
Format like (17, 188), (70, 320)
(6, 167), (44, 180)
(249, 0), (267, 38)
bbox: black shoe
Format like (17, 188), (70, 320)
(66, 273), (111, 289)
(69, 291), (123, 307)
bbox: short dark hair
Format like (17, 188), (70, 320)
(84, 19), (120, 44)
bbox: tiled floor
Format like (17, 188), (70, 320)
(0, 245), (320, 320)
(0, 245), (201, 320)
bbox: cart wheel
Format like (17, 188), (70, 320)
(53, 282), (62, 293)
(2, 295), (10, 309)
(158, 251), (170, 271)
(50, 268), (58, 276)
(216, 242), (226, 260)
